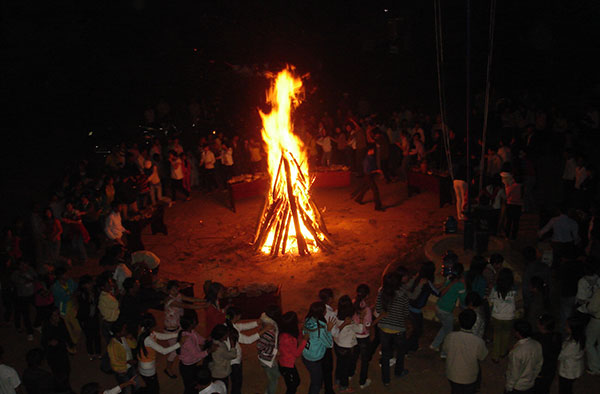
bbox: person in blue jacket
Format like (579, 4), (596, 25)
(302, 302), (336, 394)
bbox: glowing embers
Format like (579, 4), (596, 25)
(253, 67), (332, 256)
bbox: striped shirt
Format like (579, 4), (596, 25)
(375, 289), (409, 332)
(257, 329), (277, 366)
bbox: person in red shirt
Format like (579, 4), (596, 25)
(278, 311), (308, 394)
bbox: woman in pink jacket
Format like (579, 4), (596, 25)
(278, 311), (309, 394)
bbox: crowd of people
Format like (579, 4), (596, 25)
(1, 90), (600, 394)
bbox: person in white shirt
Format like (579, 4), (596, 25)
(200, 145), (218, 191)
(169, 151), (190, 201)
(0, 346), (21, 394)
(145, 159), (162, 206)
(558, 317), (586, 393)
(489, 268), (517, 362)
(136, 314), (181, 394)
(333, 296), (364, 392)
(442, 309), (488, 393)
(224, 307), (267, 394)
(318, 288), (337, 394)
(105, 203), (129, 246)
(575, 262), (600, 313)
(505, 321), (543, 393)
(316, 129), (333, 167)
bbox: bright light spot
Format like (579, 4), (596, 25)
(88, 131), (93, 136)
(384, 9), (389, 12)
(212, 130), (216, 134)
(193, 48), (198, 52)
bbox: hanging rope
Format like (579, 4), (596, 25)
(434, 0), (453, 180)
(478, 0), (497, 194)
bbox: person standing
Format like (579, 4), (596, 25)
(278, 311), (308, 394)
(489, 268), (518, 362)
(104, 203), (129, 246)
(42, 207), (62, 264)
(77, 275), (102, 360)
(200, 145), (218, 192)
(586, 286), (600, 376)
(453, 162), (469, 221)
(442, 309), (488, 394)
(50, 267), (80, 350)
(22, 347), (56, 394)
(98, 275), (120, 344)
(505, 320), (543, 394)
(333, 296), (364, 393)
(145, 158), (162, 206)
(257, 307), (281, 394)
(42, 307), (73, 392)
(302, 302), (335, 394)
(136, 314), (181, 394)
(169, 150), (190, 201)
(502, 172), (524, 240)
(351, 284), (374, 389)
(11, 260), (36, 341)
(532, 314), (562, 394)
(177, 316), (209, 394)
(352, 145), (384, 211)
(224, 307), (263, 394)
(375, 272), (410, 386)
(430, 264), (467, 355)
(558, 317), (586, 394)
(107, 321), (140, 394)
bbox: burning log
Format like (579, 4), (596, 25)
(253, 66), (333, 256)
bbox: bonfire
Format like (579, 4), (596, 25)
(253, 66), (332, 256)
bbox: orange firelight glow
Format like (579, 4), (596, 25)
(255, 66), (327, 255)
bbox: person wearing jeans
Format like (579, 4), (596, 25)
(375, 271), (411, 386)
(431, 307), (455, 351)
(431, 266), (467, 355)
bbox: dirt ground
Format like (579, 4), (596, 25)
(3, 178), (598, 393)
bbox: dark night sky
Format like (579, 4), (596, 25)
(1, 0), (599, 192)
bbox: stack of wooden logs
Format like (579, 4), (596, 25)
(253, 152), (332, 256)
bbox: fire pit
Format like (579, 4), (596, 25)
(253, 66), (333, 256)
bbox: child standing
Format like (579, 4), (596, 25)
(225, 306), (264, 394)
(351, 284), (373, 389)
(302, 302), (336, 394)
(208, 324), (237, 387)
(333, 295), (364, 392)
(489, 268), (517, 362)
(558, 317), (586, 394)
(257, 305), (281, 394)
(278, 311), (309, 394)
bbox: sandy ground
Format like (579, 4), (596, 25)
(2, 178), (599, 393)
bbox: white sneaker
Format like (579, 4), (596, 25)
(389, 357), (396, 366)
(360, 379), (372, 389)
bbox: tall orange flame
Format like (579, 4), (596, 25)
(255, 66), (328, 255)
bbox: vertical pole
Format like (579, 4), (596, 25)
(465, 0), (471, 215)
(464, 0), (474, 251)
